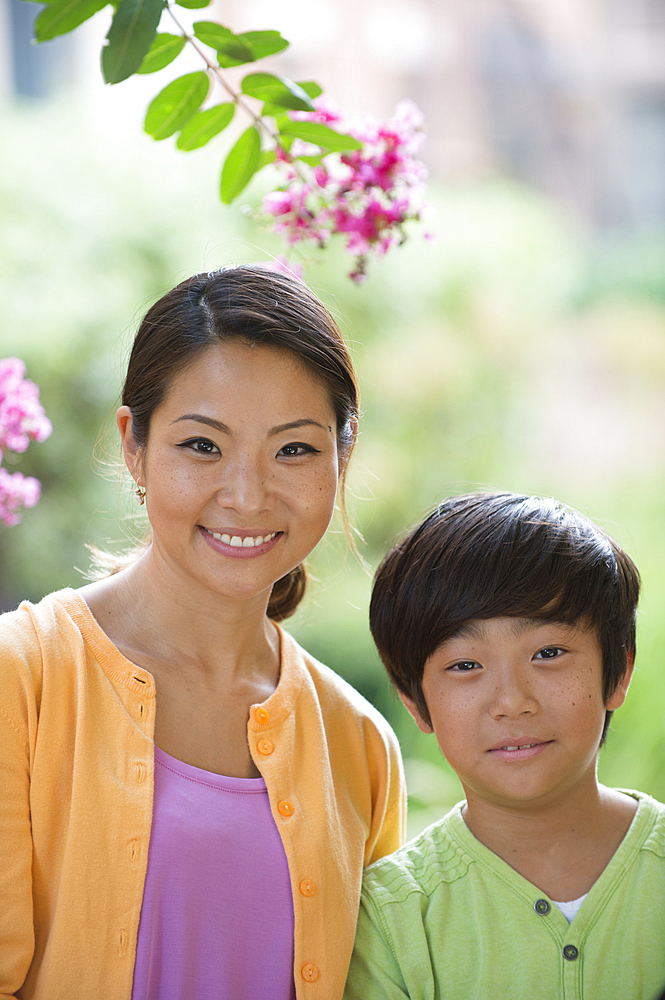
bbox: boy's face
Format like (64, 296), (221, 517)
(401, 617), (633, 815)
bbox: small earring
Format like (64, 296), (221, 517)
(135, 485), (146, 505)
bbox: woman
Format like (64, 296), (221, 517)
(0, 266), (406, 1000)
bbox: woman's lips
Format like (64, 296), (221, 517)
(199, 526), (283, 558)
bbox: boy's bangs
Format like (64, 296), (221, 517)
(460, 555), (613, 635)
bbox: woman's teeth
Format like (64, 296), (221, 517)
(208, 530), (278, 548)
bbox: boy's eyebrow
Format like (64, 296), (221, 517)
(448, 617), (574, 641)
(447, 621), (487, 641)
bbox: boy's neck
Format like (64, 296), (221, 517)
(462, 784), (637, 902)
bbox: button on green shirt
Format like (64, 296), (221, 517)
(345, 792), (665, 1000)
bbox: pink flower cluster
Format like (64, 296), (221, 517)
(0, 358), (52, 526)
(262, 99), (429, 283)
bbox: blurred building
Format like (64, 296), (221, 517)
(3, 0), (665, 229)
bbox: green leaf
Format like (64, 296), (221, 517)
(175, 0), (210, 6)
(241, 73), (314, 112)
(257, 150), (276, 169)
(297, 81), (323, 99)
(136, 32), (185, 74)
(280, 121), (361, 152)
(144, 71), (210, 140)
(34, 0), (108, 42)
(261, 103), (292, 119)
(220, 126), (261, 204)
(176, 102), (234, 150)
(192, 23), (288, 67)
(193, 22), (253, 66)
(238, 30), (288, 60)
(101, 0), (164, 84)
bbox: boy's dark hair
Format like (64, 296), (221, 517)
(370, 492), (640, 740)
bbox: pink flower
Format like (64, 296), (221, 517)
(0, 468), (41, 526)
(0, 357), (51, 526)
(0, 358), (52, 461)
(262, 99), (430, 282)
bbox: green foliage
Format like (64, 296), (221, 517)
(239, 31), (290, 61)
(101, 0), (164, 84)
(34, 0), (108, 42)
(240, 73), (314, 112)
(137, 33), (186, 75)
(192, 22), (255, 65)
(176, 103), (234, 151)
(144, 72), (210, 140)
(26, 0), (337, 206)
(279, 121), (361, 152)
(220, 126), (261, 203)
(192, 24), (288, 67)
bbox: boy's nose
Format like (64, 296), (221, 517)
(487, 667), (538, 720)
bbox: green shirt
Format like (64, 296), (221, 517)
(345, 791), (665, 1000)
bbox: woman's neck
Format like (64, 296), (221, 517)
(79, 547), (280, 685)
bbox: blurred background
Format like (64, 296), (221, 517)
(2, 0), (665, 835)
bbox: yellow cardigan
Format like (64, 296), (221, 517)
(0, 590), (406, 1000)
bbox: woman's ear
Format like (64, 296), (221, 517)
(606, 651), (635, 711)
(398, 691), (434, 734)
(337, 416), (359, 475)
(117, 406), (143, 484)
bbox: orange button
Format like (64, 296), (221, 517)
(300, 879), (316, 896)
(257, 739), (274, 756)
(278, 800), (294, 816)
(301, 963), (319, 982)
(254, 706), (270, 725)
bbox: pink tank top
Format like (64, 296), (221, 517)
(131, 747), (296, 1000)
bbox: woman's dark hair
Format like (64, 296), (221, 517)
(370, 492), (640, 741)
(121, 265), (359, 621)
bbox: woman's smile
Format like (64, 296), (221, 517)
(199, 526), (283, 558)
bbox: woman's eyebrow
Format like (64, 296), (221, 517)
(269, 418), (329, 436)
(170, 415), (330, 435)
(171, 414), (230, 432)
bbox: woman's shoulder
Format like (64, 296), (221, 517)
(0, 588), (89, 668)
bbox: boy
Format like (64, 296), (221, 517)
(345, 492), (665, 1000)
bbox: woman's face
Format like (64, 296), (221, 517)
(118, 341), (342, 606)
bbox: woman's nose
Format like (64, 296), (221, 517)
(215, 456), (269, 514)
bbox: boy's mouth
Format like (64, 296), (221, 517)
(488, 740), (553, 761)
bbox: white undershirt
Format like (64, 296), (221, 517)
(551, 893), (587, 922)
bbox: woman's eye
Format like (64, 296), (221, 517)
(448, 660), (479, 673)
(278, 442), (320, 458)
(178, 438), (219, 455)
(535, 646), (564, 660)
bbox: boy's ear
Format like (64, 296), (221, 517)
(606, 651), (635, 711)
(398, 691), (434, 735)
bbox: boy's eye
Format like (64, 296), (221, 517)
(535, 646), (565, 660)
(448, 660), (479, 672)
(278, 442), (321, 458)
(178, 438), (219, 455)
